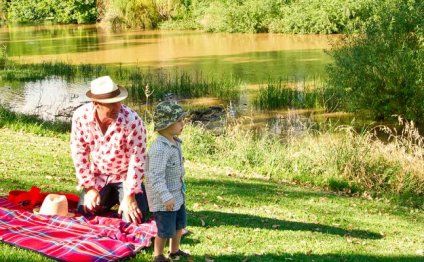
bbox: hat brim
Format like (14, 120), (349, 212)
(33, 207), (75, 218)
(86, 85), (128, 104)
(155, 111), (188, 131)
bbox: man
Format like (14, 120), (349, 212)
(71, 76), (148, 224)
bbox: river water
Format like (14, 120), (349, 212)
(0, 24), (351, 133)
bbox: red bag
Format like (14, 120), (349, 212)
(8, 186), (79, 211)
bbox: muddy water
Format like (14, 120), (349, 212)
(0, 24), (347, 132)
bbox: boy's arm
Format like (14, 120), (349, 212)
(148, 148), (174, 203)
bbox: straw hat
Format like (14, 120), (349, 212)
(33, 194), (75, 217)
(86, 76), (128, 103)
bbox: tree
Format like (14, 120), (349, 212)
(327, 0), (424, 121)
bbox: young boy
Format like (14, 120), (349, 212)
(146, 101), (190, 262)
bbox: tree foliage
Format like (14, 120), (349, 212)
(327, 0), (424, 121)
(103, 0), (163, 29)
(5, 0), (97, 24)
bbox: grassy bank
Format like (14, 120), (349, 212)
(1, 106), (424, 205)
(182, 119), (424, 207)
(1, 114), (424, 261)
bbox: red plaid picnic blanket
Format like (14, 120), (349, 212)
(0, 197), (157, 262)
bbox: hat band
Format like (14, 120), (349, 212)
(89, 89), (121, 99)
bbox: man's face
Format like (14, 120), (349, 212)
(94, 102), (121, 124)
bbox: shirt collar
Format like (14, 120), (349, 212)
(88, 103), (97, 124)
(157, 134), (182, 147)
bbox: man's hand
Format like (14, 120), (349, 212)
(118, 195), (142, 224)
(83, 188), (100, 214)
(164, 198), (176, 211)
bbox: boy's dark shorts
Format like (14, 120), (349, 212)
(154, 205), (187, 238)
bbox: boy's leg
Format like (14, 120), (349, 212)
(169, 229), (183, 254)
(117, 182), (150, 222)
(169, 205), (187, 253)
(154, 236), (167, 257)
(154, 211), (177, 258)
(77, 184), (119, 215)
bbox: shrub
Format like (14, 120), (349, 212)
(269, 0), (375, 34)
(103, 0), (160, 29)
(197, 0), (281, 33)
(327, 0), (424, 121)
(159, 0), (376, 33)
(5, 0), (96, 24)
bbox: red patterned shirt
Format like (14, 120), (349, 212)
(71, 103), (147, 196)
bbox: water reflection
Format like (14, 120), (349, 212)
(0, 25), (342, 132)
(0, 25), (335, 83)
(0, 75), (366, 139)
(0, 77), (89, 121)
(268, 110), (314, 137)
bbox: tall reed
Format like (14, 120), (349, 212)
(254, 78), (326, 110)
(181, 116), (424, 205)
(0, 61), (242, 102)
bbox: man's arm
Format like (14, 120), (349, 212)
(70, 113), (95, 190)
(123, 117), (147, 196)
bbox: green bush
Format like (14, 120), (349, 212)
(198, 0), (281, 33)
(158, 0), (376, 33)
(327, 0), (424, 121)
(5, 0), (96, 24)
(6, 0), (53, 23)
(269, 0), (375, 34)
(55, 0), (97, 24)
(103, 0), (160, 29)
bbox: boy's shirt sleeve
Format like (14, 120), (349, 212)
(148, 146), (174, 203)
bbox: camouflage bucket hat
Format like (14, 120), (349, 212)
(154, 101), (187, 131)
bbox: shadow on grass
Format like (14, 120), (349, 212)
(188, 253), (424, 262)
(188, 177), (342, 203)
(189, 210), (382, 240)
(188, 177), (424, 217)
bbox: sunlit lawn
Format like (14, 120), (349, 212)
(0, 128), (423, 261)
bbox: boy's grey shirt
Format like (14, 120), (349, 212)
(145, 135), (185, 212)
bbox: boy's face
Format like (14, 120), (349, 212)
(166, 118), (185, 136)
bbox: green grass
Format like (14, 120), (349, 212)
(0, 105), (70, 139)
(2, 105), (424, 204)
(180, 120), (424, 206)
(1, 117), (424, 261)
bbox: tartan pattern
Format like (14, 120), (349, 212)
(0, 197), (157, 262)
(145, 135), (186, 212)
